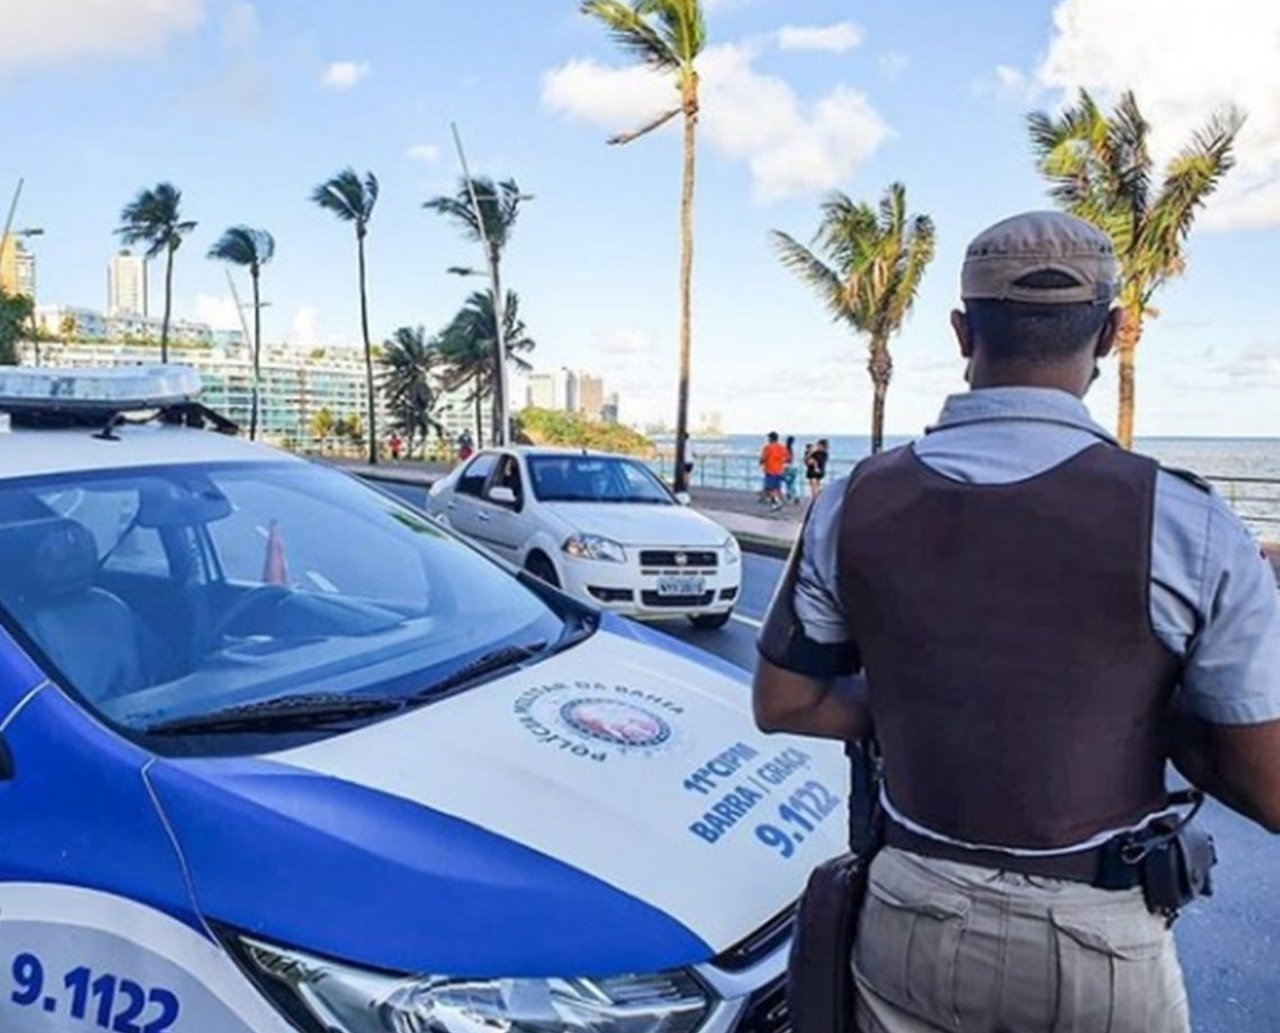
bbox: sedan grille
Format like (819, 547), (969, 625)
(639, 549), (718, 569)
(640, 590), (716, 608)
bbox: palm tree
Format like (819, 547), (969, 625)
(773, 183), (936, 454)
(116, 182), (196, 362)
(581, 0), (705, 493)
(438, 290), (535, 447)
(379, 326), (445, 457)
(207, 226), (275, 440)
(1028, 90), (1242, 448)
(311, 168), (380, 464)
(424, 177), (527, 439)
(310, 406), (335, 453)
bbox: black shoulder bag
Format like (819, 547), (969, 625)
(786, 736), (882, 1033)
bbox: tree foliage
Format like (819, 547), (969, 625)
(379, 325), (445, 457)
(0, 288), (34, 365)
(772, 182), (935, 452)
(517, 407), (654, 457)
(1027, 90), (1242, 446)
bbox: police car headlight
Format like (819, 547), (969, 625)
(562, 533), (627, 563)
(236, 935), (712, 1033)
(722, 535), (741, 565)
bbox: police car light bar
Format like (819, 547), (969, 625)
(0, 365), (203, 414)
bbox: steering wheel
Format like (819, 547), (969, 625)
(204, 584), (293, 654)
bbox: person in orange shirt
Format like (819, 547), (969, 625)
(760, 431), (788, 511)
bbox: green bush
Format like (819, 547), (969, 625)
(516, 407), (654, 457)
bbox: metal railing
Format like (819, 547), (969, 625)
(649, 450), (1280, 539)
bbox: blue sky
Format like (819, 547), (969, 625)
(2, 0), (1277, 437)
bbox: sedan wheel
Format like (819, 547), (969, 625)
(689, 611), (732, 630)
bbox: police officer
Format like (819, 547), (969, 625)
(754, 211), (1280, 1033)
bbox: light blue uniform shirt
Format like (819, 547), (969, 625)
(796, 386), (1280, 727)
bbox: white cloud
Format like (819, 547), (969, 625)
(542, 43), (889, 201)
(0, 0), (203, 75)
(1033, 0), (1280, 229)
(406, 143), (441, 163)
(878, 52), (909, 76)
(777, 22), (863, 54)
(974, 63), (1037, 102)
(321, 60), (370, 91)
(194, 294), (243, 332)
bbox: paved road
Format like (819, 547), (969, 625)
(381, 480), (1278, 1031)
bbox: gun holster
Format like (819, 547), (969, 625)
(1098, 790), (1218, 923)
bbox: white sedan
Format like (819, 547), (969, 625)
(427, 447), (741, 628)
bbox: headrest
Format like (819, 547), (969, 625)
(0, 518), (99, 603)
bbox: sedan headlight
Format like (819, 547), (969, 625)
(562, 533), (627, 563)
(723, 535), (741, 565)
(236, 935), (711, 1033)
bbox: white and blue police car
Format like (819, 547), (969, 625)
(0, 366), (847, 1032)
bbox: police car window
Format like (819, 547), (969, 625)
(40, 486), (169, 576)
(0, 461), (563, 748)
(457, 454), (497, 497)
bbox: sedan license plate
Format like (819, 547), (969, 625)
(657, 575), (705, 597)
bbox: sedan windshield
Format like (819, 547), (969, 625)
(0, 461), (566, 743)
(527, 455), (673, 504)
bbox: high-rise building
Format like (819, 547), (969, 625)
(108, 250), (148, 317)
(0, 236), (36, 300)
(577, 372), (605, 420)
(526, 372), (556, 410)
(525, 369), (579, 412)
(601, 393), (620, 425)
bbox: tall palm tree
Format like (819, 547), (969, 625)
(379, 326), (445, 457)
(311, 168), (380, 464)
(438, 290), (536, 447)
(424, 177), (527, 439)
(773, 183), (936, 454)
(1028, 90), (1242, 448)
(116, 182), (196, 362)
(582, 0), (705, 493)
(207, 226), (275, 440)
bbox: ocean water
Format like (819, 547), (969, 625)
(651, 435), (1280, 535)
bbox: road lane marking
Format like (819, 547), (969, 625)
(731, 613), (763, 629)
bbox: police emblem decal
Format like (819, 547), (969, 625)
(559, 698), (672, 749)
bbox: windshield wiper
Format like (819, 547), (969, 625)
(406, 640), (549, 703)
(142, 692), (404, 736)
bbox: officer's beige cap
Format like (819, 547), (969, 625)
(961, 211), (1119, 305)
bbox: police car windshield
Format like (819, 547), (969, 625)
(528, 456), (674, 504)
(0, 461), (565, 742)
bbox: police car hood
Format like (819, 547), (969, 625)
(148, 623), (847, 976)
(543, 501), (728, 548)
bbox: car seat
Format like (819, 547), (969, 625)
(0, 518), (148, 703)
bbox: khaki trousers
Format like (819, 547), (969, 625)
(852, 847), (1190, 1033)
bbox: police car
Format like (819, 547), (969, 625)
(0, 366), (846, 1032)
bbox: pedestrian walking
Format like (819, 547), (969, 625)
(782, 435), (800, 504)
(387, 431), (403, 461)
(805, 438), (829, 499)
(755, 211), (1280, 1033)
(456, 430), (474, 463)
(759, 431), (788, 511)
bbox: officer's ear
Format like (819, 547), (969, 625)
(1097, 307), (1123, 359)
(951, 308), (974, 359)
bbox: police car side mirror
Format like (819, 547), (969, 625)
(674, 491), (692, 507)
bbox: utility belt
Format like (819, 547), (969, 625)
(887, 790), (1217, 923)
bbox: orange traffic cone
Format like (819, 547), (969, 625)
(262, 519), (289, 586)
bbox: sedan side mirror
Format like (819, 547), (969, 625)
(488, 486), (519, 508)
(674, 491), (692, 507)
